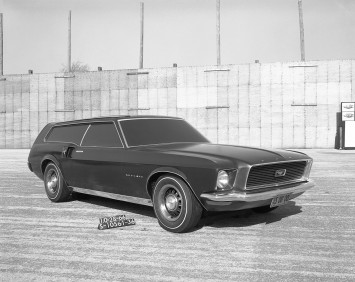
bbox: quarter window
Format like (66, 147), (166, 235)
(46, 124), (89, 145)
(81, 123), (122, 147)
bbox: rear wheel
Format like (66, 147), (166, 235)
(152, 175), (202, 233)
(253, 205), (278, 213)
(44, 162), (71, 202)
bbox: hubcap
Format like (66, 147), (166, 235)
(47, 169), (58, 194)
(165, 194), (178, 211)
(157, 185), (183, 222)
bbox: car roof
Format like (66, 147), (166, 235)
(51, 115), (183, 126)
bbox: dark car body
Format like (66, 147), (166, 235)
(28, 116), (314, 232)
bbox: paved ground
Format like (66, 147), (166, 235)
(0, 149), (354, 281)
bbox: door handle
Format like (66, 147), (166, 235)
(62, 146), (75, 158)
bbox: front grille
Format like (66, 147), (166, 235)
(246, 161), (307, 189)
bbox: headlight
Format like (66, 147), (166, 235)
(216, 170), (229, 189)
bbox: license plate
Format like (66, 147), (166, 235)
(98, 218), (136, 230)
(270, 194), (291, 208)
(99, 215), (126, 224)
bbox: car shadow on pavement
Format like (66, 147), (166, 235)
(72, 193), (156, 218)
(199, 201), (303, 229)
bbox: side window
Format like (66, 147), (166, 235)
(46, 124), (88, 145)
(81, 123), (122, 147)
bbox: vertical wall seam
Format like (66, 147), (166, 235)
(303, 65), (306, 148)
(280, 64), (284, 148)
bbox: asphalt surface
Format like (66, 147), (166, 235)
(0, 149), (354, 281)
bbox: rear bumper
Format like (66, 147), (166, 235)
(200, 180), (314, 211)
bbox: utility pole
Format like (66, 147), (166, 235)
(216, 0), (221, 65)
(0, 13), (3, 75)
(139, 3), (144, 69)
(298, 0), (305, 61)
(68, 10), (72, 72)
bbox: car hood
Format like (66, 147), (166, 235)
(143, 143), (309, 167)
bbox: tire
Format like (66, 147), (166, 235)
(152, 175), (202, 233)
(44, 162), (71, 202)
(253, 205), (278, 213)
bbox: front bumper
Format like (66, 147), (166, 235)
(200, 180), (314, 211)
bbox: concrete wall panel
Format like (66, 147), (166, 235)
(167, 68), (177, 88)
(5, 87), (13, 113)
(100, 72), (110, 91)
(29, 111), (38, 146)
(90, 73), (100, 91)
(0, 113), (5, 148)
(167, 88), (177, 117)
(206, 109), (217, 143)
(109, 90), (120, 115)
(0, 83), (5, 113)
(5, 113), (14, 148)
(74, 73), (91, 91)
(119, 89), (129, 114)
(38, 111), (48, 134)
(91, 90), (101, 111)
(218, 108), (229, 144)
(138, 89), (149, 109)
(100, 90), (110, 116)
(109, 72), (119, 91)
(13, 111), (22, 148)
(73, 91), (83, 111)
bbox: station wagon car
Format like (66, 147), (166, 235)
(28, 116), (314, 233)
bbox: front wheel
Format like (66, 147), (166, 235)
(152, 176), (202, 233)
(44, 162), (71, 202)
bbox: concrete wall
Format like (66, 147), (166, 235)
(0, 59), (354, 149)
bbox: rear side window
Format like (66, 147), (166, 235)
(81, 123), (122, 147)
(46, 124), (89, 145)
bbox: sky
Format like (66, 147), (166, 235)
(1, 0), (355, 74)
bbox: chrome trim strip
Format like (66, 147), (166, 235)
(201, 180), (314, 202)
(76, 150), (83, 153)
(79, 124), (91, 146)
(127, 141), (209, 149)
(44, 140), (81, 146)
(117, 121), (129, 148)
(113, 121), (125, 148)
(118, 117), (183, 122)
(250, 159), (311, 167)
(71, 187), (153, 206)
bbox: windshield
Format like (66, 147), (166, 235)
(119, 118), (209, 147)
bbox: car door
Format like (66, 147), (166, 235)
(62, 121), (126, 194)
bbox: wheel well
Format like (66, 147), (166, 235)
(147, 172), (190, 199)
(41, 159), (52, 174)
(147, 172), (167, 199)
(147, 172), (207, 212)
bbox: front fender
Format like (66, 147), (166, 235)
(146, 167), (208, 210)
